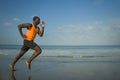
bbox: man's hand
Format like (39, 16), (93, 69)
(41, 21), (45, 28)
(38, 21), (45, 37)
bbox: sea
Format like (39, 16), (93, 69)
(0, 45), (120, 62)
(1, 45), (120, 80)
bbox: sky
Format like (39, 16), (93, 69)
(0, 0), (120, 45)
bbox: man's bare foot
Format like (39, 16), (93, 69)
(26, 61), (31, 70)
(9, 64), (15, 71)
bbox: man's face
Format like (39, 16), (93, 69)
(35, 18), (40, 25)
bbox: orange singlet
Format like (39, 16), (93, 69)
(25, 24), (39, 41)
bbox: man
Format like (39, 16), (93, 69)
(9, 16), (45, 70)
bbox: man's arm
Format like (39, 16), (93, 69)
(38, 21), (45, 37)
(18, 23), (32, 39)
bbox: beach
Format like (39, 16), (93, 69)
(0, 45), (120, 80)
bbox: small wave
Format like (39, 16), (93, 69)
(41, 55), (111, 58)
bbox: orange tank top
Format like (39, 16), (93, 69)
(25, 24), (39, 41)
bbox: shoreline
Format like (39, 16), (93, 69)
(0, 46), (120, 80)
(1, 54), (120, 80)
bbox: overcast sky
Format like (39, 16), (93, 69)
(0, 0), (120, 45)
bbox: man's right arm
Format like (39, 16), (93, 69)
(18, 23), (31, 39)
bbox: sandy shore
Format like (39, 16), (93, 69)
(0, 53), (120, 80)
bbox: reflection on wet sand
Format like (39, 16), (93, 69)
(10, 71), (31, 80)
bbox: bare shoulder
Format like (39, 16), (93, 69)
(37, 27), (40, 33)
(37, 27), (40, 31)
(37, 27), (40, 30)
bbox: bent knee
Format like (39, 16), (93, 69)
(36, 49), (42, 55)
(34, 46), (42, 55)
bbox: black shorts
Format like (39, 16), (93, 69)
(21, 40), (38, 51)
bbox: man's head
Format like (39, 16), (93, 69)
(33, 16), (40, 25)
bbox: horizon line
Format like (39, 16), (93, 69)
(0, 44), (120, 46)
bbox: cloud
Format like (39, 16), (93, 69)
(3, 17), (21, 26)
(4, 22), (13, 26)
(13, 18), (21, 21)
(48, 19), (120, 45)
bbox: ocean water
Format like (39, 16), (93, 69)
(0, 45), (120, 62)
(1, 45), (120, 80)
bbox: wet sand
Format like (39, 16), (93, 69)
(1, 54), (120, 80)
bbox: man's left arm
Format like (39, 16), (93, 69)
(38, 21), (45, 37)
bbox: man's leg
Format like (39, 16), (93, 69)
(26, 46), (42, 70)
(9, 50), (27, 71)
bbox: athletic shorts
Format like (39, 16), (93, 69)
(21, 40), (38, 51)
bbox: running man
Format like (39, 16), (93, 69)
(9, 16), (45, 70)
